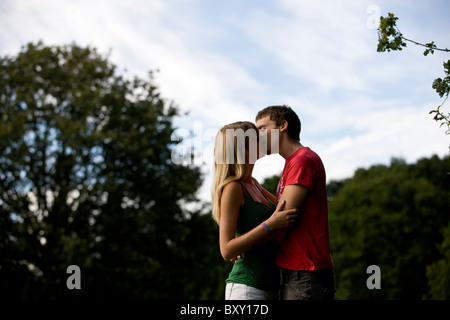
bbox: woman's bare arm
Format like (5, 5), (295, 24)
(219, 181), (298, 261)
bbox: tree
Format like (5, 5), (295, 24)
(328, 155), (450, 299)
(425, 221), (450, 299)
(0, 41), (226, 299)
(261, 175), (280, 196)
(377, 13), (450, 135)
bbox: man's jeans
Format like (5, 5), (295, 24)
(281, 268), (336, 300)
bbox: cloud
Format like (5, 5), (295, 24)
(234, 0), (374, 93)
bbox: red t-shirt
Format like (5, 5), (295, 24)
(275, 147), (334, 271)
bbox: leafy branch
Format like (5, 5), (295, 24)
(377, 13), (450, 135)
(377, 13), (450, 55)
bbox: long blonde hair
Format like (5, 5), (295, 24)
(211, 121), (258, 224)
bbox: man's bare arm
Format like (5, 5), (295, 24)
(278, 184), (309, 211)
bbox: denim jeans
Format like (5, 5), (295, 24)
(225, 283), (275, 300)
(281, 268), (336, 300)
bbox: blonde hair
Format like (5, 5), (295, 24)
(211, 121), (258, 224)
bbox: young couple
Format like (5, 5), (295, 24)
(212, 105), (335, 300)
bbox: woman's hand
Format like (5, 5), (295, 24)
(230, 254), (243, 264)
(264, 200), (299, 231)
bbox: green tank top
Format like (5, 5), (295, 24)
(225, 181), (279, 291)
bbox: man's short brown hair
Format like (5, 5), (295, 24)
(256, 105), (301, 141)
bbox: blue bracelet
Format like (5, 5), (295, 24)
(261, 222), (271, 233)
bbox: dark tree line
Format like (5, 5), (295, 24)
(329, 156), (450, 299)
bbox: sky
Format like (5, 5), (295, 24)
(1, 0), (449, 203)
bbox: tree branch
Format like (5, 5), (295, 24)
(401, 36), (450, 53)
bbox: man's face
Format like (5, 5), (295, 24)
(256, 116), (280, 155)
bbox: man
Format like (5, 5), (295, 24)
(255, 105), (335, 300)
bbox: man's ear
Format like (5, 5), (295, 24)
(280, 120), (288, 133)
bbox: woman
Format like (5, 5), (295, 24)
(212, 121), (298, 300)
